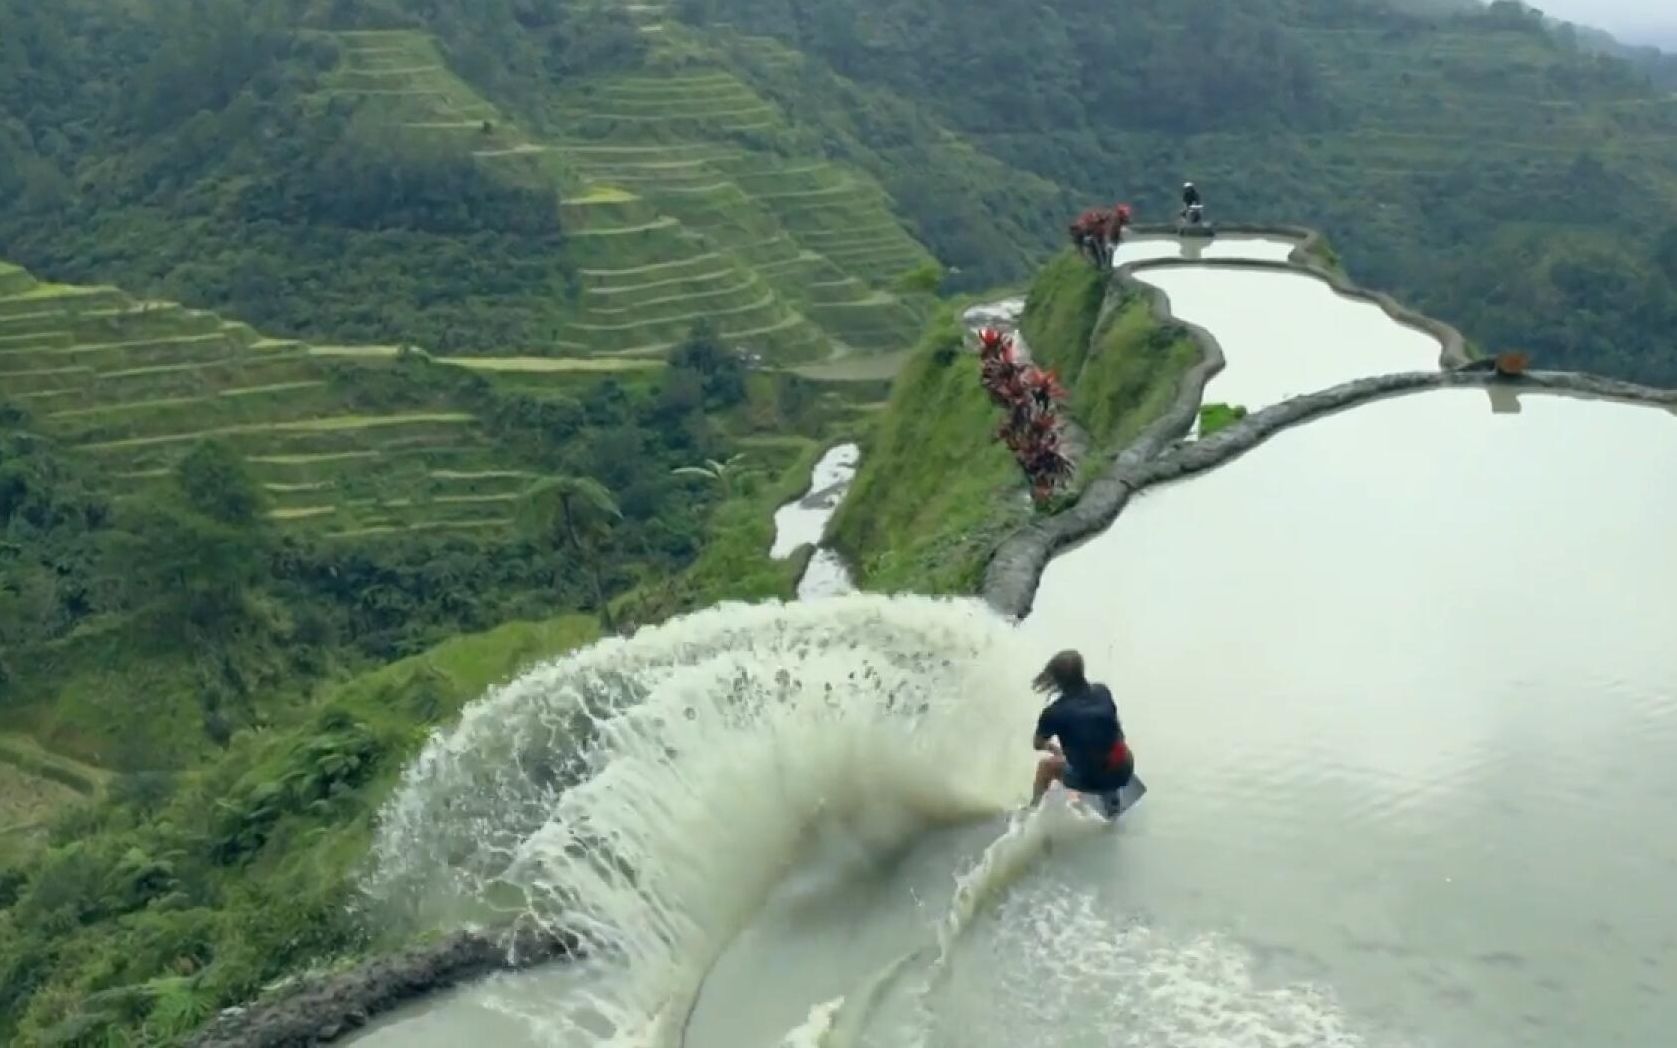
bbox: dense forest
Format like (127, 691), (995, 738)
(682, 0), (1677, 384)
(0, 0), (583, 351)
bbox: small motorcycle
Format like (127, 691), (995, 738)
(1178, 202), (1215, 238)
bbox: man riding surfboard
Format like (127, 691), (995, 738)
(1029, 650), (1137, 816)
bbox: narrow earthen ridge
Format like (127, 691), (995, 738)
(982, 226), (1675, 618)
(186, 927), (576, 1048)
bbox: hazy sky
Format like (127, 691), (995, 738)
(1527, 0), (1677, 46)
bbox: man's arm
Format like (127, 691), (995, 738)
(1033, 707), (1061, 753)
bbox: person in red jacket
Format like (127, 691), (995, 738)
(1102, 204), (1133, 265)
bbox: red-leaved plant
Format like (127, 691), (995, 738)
(976, 328), (1074, 504)
(1067, 203), (1132, 268)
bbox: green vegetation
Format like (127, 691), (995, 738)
(0, 612), (600, 1046)
(1073, 297), (1202, 460)
(1198, 402), (1250, 437)
(9, 0), (1677, 379)
(0, 735), (109, 857)
(837, 253), (1209, 592)
(518, 476), (625, 633)
(0, 343), (844, 1044)
(1017, 252), (1108, 380)
(1019, 252), (1200, 467)
(623, 437), (827, 624)
(0, 262), (840, 753)
(829, 309), (1027, 593)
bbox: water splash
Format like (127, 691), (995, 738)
(853, 885), (1398, 1048)
(361, 595), (1041, 1045)
(936, 794), (1108, 960)
(916, 888), (1389, 1048)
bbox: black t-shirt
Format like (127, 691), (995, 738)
(1183, 187), (1202, 207)
(1035, 682), (1128, 785)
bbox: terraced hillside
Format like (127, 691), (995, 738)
(0, 261), (655, 540)
(315, 28), (935, 364)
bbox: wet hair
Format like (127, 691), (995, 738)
(1032, 649), (1087, 694)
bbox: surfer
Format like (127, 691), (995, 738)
(1029, 650), (1135, 813)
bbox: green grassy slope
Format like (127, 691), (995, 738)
(1019, 252), (1201, 466)
(1018, 252), (1108, 378)
(829, 308), (1027, 594)
(1074, 297), (1201, 457)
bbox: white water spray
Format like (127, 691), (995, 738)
(361, 595), (1042, 1045)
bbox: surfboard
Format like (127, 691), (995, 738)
(1080, 774), (1146, 820)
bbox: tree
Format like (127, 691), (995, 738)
(105, 497), (265, 646)
(893, 261), (944, 295)
(518, 477), (622, 632)
(176, 440), (267, 527)
(667, 322), (747, 408)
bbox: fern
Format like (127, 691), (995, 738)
(144, 976), (213, 1039)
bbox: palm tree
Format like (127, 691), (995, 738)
(519, 476), (623, 632)
(671, 453), (750, 499)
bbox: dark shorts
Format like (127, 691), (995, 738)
(1063, 757), (1133, 795)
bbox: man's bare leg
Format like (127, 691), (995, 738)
(1032, 753), (1067, 806)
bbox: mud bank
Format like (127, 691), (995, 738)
(185, 928), (575, 1048)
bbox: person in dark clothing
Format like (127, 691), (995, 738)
(1182, 182), (1202, 210)
(1029, 649), (1134, 808)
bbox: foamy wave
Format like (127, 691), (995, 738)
(937, 793), (1109, 959)
(777, 997), (846, 1048)
(361, 595), (1041, 1045)
(876, 884), (1403, 1048)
